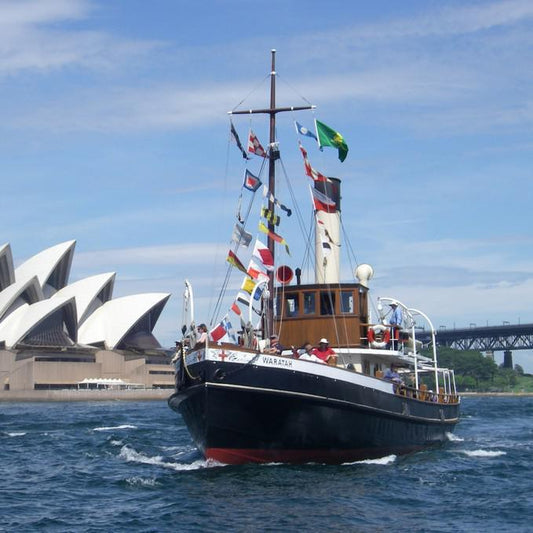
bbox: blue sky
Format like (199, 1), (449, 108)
(1, 0), (532, 369)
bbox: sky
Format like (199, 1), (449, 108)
(1, 0), (532, 369)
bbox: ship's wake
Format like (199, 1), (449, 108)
(119, 444), (225, 471)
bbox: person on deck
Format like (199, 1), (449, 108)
(197, 324), (208, 345)
(312, 338), (337, 366)
(266, 334), (284, 355)
(388, 302), (403, 349)
(389, 301), (403, 326)
(294, 342), (325, 364)
(384, 364), (403, 384)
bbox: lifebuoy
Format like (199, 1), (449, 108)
(367, 324), (391, 349)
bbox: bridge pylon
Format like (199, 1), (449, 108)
(503, 350), (513, 369)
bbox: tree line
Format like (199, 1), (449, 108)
(432, 347), (531, 392)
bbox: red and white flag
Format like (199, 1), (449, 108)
(210, 321), (227, 342)
(252, 240), (274, 271)
(311, 187), (336, 213)
(299, 142), (329, 183)
(248, 129), (267, 158)
(247, 259), (270, 283)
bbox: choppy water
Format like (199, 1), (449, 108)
(1, 396), (532, 532)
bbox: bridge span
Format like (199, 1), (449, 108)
(417, 323), (533, 368)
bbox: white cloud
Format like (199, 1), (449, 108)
(0, 0), (160, 75)
(0, 0), (89, 27)
(73, 243), (220, 268)
(7, 84), (240, 132)
(0, 0), (531, 136)
(333, 0), (533, 40)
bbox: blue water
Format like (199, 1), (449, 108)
(1, 396), (532, 532)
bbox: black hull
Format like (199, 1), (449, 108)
(168, 360), (460, 464)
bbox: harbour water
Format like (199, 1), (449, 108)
(1, 396), (532, 532)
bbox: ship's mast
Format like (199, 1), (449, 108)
(229, 49), (313, 334)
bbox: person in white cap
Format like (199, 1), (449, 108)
(389, 301), (403, 326)
(388, 302), (403, 349)
(311, 338), (337, 365)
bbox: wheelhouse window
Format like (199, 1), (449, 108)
(320, 291), (335, 315)
(303, 292), (316, 315)
(340, 291), (354, 314)
(285, 294), (299, 317)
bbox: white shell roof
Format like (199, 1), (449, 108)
(15, 240), (75, 295)
(0, 296), (77, 348)
(78, 293), (170, 350)
(52, 272), (115, 326)
(0, 276), (44, 321)
(0, 304), (29, 343)
(0, 243), (15, 291)
(1, 241), (171, 350)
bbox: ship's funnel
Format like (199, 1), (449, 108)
(355, 264), (374, 288)
(314, 178), (341, 284)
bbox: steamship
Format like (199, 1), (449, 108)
(168, 51), (460, 464)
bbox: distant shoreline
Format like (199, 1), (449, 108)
(0, 389), (172, 402)
(460, 391), (533, 397)
(1, 389), (532, 402)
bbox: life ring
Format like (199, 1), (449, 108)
(367, 324), (391, 349)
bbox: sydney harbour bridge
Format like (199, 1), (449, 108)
(417, 323), (533, 368)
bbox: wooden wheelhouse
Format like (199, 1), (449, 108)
(274, 282), (370, 349)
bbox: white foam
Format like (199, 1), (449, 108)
(119, 445), (224, 471)
(119, 445), (164, 465)
(462, 449), (506, 458)
(125, 476), (160, 487)
(93, 424), (137, 432)
(343, 454), (397, 466)
(7, 432), (26, 437)
(446, 432), (464, 442)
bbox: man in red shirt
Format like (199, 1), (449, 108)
(312, 338), (337, 365)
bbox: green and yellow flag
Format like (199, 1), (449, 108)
(315, 120), (348, 162)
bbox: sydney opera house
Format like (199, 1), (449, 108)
(0, 240), (175, 391)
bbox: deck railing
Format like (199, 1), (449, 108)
(395, 383), (459, 404)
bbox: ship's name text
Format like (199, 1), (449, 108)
(261, 355), (293, 368)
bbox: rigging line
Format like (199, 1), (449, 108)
(211, 130), (243, 327)
(210, 263), (233, 327)
(286, 111), (319, 281)
(240, 184), (260, 229)
(277, 176), (315, 282)
(314, 212), (358, 346)
(317, 280), (343, 346)
(298, 210), (316, 283)
(277, 157), (309, 243)
(204, 129), (239, 327)
(238, 157), (269, 242)
(340, 216), (360, 278)
(274, 283), (285, 337)
(335, 280), (359, 348)
(238, 167), (267, 229)
(276, 74), (315, 108)
(230, 73), (270, 113)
